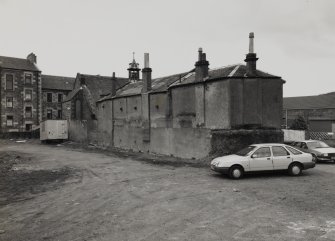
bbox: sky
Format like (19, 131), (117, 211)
(0, 0), (334, 97)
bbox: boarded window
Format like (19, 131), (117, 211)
(47, 93), (52, 102)
(6, 74), (13, 90)
(25, 89), (32, 100)
(47, 109), (52, 119)
(6, 97), (13, 108)
(25, 106), (32, 118)
(25, 124), (32, 131)
(25, 73), (32, 85)
(6, 116), (13, 126)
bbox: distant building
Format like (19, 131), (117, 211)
(42, 75), (75, 121)
(283, 92), (335, 133)
(63, 73), (129, 120)
(0, 53), (42, 132)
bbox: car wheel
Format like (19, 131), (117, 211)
(288, 163), (302, 176)
(229, 166), (244, 179)
(312, 154), (318, 163)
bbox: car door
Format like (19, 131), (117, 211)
(272, 146), (292, 170)
(249, 147), (273, 171)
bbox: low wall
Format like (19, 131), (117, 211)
(283, 129), (305, 142)
(150, 128), (211, 159)
(211, 129), (284, 155)
(68, 120), (88, 143)
(0, 130), (40, 139)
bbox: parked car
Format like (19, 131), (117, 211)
(290, 140), (335, 162)
(210, 143), (315, 179)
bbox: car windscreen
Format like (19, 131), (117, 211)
(306, 141), (329, 149)
(236, 146), (256, 156)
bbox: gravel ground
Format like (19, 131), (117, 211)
(0, 140), (335, 241)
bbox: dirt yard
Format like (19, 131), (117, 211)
(0, 140), (335, 241)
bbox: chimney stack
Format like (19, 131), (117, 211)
(244, 32), (258, 77)
(27, 52), (37, 64)
(142, 53), (152, 92)
(111, 72), (117, 96)
(195, 47), (209, 82)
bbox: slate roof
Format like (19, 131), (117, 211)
(284, 92), (335, 110)
(42, 75), (75, 91)
(0, 55), (40, 71)
(64, 74), (129, 103)
(98, 64), (281, 102)
(170, 64), (280, 87)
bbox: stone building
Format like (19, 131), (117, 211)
(42, 75), (75, 120)
(283, 92), (335, 133)
(85, 33), (285, 158)
(0, 53), (42, 133)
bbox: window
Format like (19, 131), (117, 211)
(47, 109), (52, 119)
(6, 74), (13, 90)
(286, 146), (302, 155)
(252, 147), (271, 158)
(236, 146), (256, 156)
(6, 97), (13, 108)
(25, 89), (32, 100)
(25, 106), (32, 118)
(57, 109), (62, 119)
(272, 146), (289, 156)
(6, 116), (13, 127)
(25, 73), (32, 85)
(25, 124), (32, 131)
(58, 93), (63, 103)
(47, 93), (52, 103)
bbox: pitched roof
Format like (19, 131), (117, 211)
(0, 55), (40, 71)
(170, 64), (280, 87)
(284, 92), (335, 110)
(64, 73), (129, 103)
(42, 74), (75, 91)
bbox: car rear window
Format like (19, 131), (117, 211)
(285, 146), (303, 155)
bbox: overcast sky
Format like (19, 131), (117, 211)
(0, 0), (334, 97)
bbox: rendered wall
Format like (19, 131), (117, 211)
(172, 86), (196, 128)
(150, 127), (211, 159)
(68, 120), (88, 143)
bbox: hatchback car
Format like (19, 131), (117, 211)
(210, 143), (315, 179)
(290, 140), (335, 162)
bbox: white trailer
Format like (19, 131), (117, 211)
(40, 120), (68, 141)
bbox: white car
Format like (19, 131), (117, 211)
(211, 143), (315, 179)
(290, 140), (335, 162)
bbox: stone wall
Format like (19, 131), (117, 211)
(0, 69), (41, 132)
(42, 89), (70, 120)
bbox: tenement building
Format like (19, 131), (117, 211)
(42, 75), (75, 120)
(69, 33), (285, 158)
(0, 53), (42, 132)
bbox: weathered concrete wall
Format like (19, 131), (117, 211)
(172, 86), (196, 128)
(68, 120), (87, 143)
(96, 100), (113, 147)
(211, 129), (284, 155)
(205, 81), (230, 129)
(283, 129), (305, 142)
(261, 78), (283, 129)
(150, 93), (169, 128)
(150, 127), (211, 159)
(230, 78), (282, 129)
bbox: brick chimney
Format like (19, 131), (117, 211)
(27, 52), (37, 64)
(244, 32), (258, 77)
(142, 53), (152, 92)
(111, 72), (117, 96)
(195, 48), (209, 82)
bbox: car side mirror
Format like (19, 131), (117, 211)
(251, 154), (258, 158)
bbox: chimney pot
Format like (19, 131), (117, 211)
(195, 48), (209, 82)
(245, 32), (258, 77)
(111, 72), (117, 96)
(27, 52), (37, 64)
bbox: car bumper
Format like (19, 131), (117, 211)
(317, 156), (335, 161)
(210, 165), (229, 174)
(303, 162), (316, 170)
